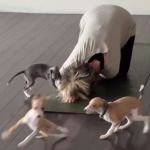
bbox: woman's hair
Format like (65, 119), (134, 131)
(57, 63), (98, 101)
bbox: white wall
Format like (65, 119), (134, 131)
(0, 0), (150, 14)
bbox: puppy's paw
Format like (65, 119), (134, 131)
(58, 133), (67, 139)
(57, 126), (69, 133)
(18, 141), (26, 148)
(118, 126), (124, 130)
(99, 134), (109, 140)
(1, 131), (10, 140)
(113, 128), (119, 133)
(143, 118), (150, 134)
(36, 135), (45, 139)
(143, 126), (149, 134)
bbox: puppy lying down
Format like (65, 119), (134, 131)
(1, 95), (68, 147)
(84, 93), (150, 139)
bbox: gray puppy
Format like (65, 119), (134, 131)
(7, 64), (60, 98)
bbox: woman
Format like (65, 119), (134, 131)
(60, 4), (136, 79)
(56, 5), (136, 103)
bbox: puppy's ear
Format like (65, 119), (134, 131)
(92, 102), (101, 109)
(92, 103), (98, 109)
(91, 98), (106, 109)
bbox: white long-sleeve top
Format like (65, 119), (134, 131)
(60, 5), (136, 78)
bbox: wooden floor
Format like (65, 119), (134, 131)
(0, 13), (150, 150)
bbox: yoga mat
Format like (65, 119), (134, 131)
(45, 43), (150, 113)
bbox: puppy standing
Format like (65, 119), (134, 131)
(84, 86), (150, 139)
(1, 95), (68, 147)
(7, 64), (60, 98)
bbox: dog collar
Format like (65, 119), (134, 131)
(100, 103), (108, 118)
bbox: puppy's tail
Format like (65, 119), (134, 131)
(139, 72), (150, 100)
(7, 70), (25, 85)
(57, 126), (69, 133)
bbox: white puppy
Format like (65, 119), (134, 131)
(1, 95), (68, 147)
(84, 96), (150, 140)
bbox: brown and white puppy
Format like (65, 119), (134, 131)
(84, 96), (150, 140)
(53, 63), (98, 103)
(1, 95), (68, 147)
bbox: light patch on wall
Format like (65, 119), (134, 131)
(0, 0), (149, 14)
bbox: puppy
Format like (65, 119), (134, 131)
(53, 63), (98, 103)
(7, 64), (60, 98)
(1, 95), (68, 147)
(84, 93), (150, 139)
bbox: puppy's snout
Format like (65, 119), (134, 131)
(49, 66), (62, 88)
(84, 105), (89, 111)
(84, 105), (91, 114)
(84, 104), (96, 114)
(50, 66), (61, 80)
